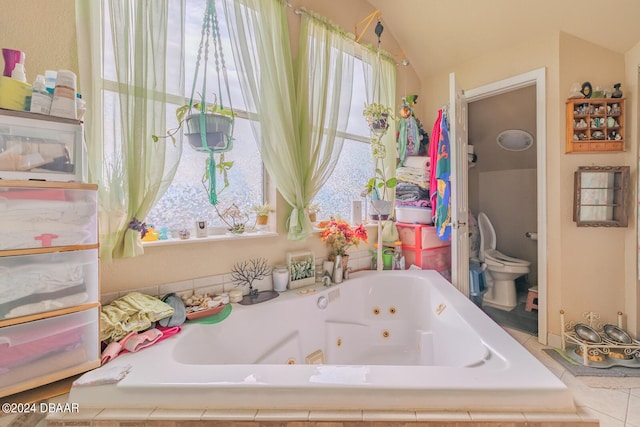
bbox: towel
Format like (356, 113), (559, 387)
(100, 292), (175, 342)
(73, 363), (132, 387)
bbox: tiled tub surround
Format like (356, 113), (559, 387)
(73, 269), (575, 415)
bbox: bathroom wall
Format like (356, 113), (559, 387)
(468, 86), (538, 285)
(421, 32), (636, 340)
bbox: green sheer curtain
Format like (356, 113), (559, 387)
(76, 0), (184, 261)
(222, 1), (355, 240)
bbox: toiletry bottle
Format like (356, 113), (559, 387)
(49, 70), (77, 119)
(44, 70), (57, 94)
(393, 241), (405, 270)
(29, 74), (52, 114)
(11, 63), (26, 83)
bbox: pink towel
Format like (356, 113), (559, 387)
(429, 110), (443, 211)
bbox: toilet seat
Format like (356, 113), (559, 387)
(484, 249), (531, 268)
(477, 212), (529, 266)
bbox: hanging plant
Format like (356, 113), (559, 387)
(363, 102), (393, 133)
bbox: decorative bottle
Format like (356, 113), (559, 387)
(393, 241), (405, 270)
(333, 254), (343, 284)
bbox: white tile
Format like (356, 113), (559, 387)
(193, 284), (224, 297)
(469, 411), (526, 421)
(308, 410), (362, 421)
(94, 408), (153, 420)
(100, 292), (119, 305)
(578, 405), (626, 427)
(561, 373), (629, 421)
(193, 274), (224, 287)
(201, 409), (257, 420)
(362, 410), (417, 421)
(159, 279), (194, 295)
(134, 284), (161, 297)
(148, 408), (204, 420)
(254, 409), (309, 421)
(627, 391), (640, 426)
(523, 410), (583, 422)
(415, 410), (471, 421)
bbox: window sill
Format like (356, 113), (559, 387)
(142, 230), (279, 247)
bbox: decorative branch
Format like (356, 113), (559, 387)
(231, 258), (271, 295)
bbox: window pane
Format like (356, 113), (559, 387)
(146, 116), (262, 232)
(313, 138), (372, 223)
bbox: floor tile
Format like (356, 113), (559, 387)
(308, 410), (362, 421)
(201, 409), (257, 420)
(362, 410), (417, 421)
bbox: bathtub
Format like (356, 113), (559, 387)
(71, 270), (574, 412)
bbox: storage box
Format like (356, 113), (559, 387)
(396, 205), (432, 224)
(404, 245), (451, 271)
(0, 77), (31, 112)
(0, 110), (85, 182)
(0, 249), (99, 320)
(0, 307), (99, 397)
(397, 223), (449, 249)
(0, 184), (98, 251)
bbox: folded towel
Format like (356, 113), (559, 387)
(73, 363), (132, 387)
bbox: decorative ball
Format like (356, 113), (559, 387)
(178, 229), (190, 239)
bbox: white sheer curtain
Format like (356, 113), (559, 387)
(223, 0), (354, 240)
(76, 0), (184, 261)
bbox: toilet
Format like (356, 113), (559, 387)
(477, 212), (530, 311)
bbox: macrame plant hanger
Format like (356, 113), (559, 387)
(189, 0), (235, 206)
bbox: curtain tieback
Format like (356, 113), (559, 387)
(128, 217), (148, 238)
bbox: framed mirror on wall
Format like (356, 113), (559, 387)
(573, 165), (629, 227)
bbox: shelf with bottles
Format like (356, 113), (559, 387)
(566, 98), (624, 153)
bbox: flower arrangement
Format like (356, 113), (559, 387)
(320, 218), (368, 257)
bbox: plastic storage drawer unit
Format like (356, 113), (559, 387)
(0, 307), (100, 397)
(0, 183), (97, 251)
(0, 248), (99, 320)
(404, 245), (451, 271)
(0, 110), (85, 182)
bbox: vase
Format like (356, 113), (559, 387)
(342, 255), (349, 274)
(257, 215), (268, 225)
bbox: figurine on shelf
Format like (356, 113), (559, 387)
(612, 83), (623, 98)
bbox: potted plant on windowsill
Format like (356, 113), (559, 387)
(251, 202), (274, 226)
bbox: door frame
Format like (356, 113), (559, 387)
(463, 68), (547, 344)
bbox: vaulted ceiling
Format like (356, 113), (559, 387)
(368, 0), (640, 79)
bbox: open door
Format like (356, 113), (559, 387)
(449, 72), (470, 297)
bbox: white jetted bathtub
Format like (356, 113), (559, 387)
(71, 270), (574, 412)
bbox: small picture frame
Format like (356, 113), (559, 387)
(195, 220), (208, 238)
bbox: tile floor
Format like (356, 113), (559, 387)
(1, 327), (639, 426)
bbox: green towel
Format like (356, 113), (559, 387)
(188, 303), (232, 324)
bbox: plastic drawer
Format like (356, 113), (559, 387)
(0, 307), (99, 395)
(0, 185), (97, 250)
(404, 246), (451, 271)
(0, 249), (98, 320)
(0, 112), (85, 182)
(397, 223), (449, 249)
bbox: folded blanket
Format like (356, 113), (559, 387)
(100, 292), (175, 343)
(0, 263), (85, 305)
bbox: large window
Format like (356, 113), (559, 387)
(101, 0), (375, 234)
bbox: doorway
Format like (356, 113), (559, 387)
(452, 68), (548, 344)
(468, 86), (538, 335)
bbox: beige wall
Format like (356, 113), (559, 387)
(0, 0), (78, 84)
(422, 31), (638, 337)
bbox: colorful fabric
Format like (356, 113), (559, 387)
(429, 110), (442, 212)
(435, 113), (451, 241)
